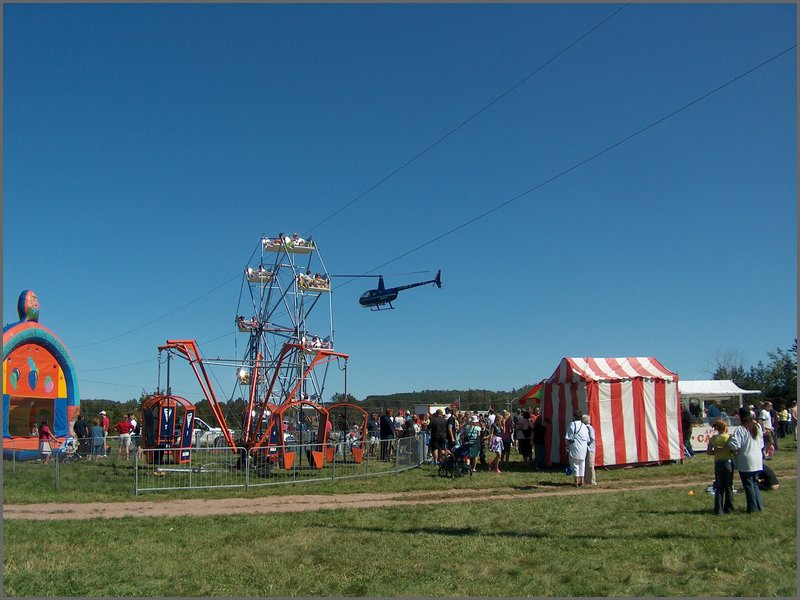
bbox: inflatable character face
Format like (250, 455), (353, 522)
(17, 290), (40, 322)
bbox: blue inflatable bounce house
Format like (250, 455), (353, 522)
(3, 290), (80, 460)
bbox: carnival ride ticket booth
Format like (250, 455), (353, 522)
(140, 394), (196, 464)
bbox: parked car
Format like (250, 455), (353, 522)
(192, 417), (235, 447)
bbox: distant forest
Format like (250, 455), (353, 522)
(357, 385), (539, 413)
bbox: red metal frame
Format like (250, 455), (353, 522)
(251, 399), (329, 452)
(241, 351), (263, 446)
(158, 339), (348, 453)
(158, 340), (239, 449)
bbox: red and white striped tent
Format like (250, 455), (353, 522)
(542, 357), (683, 467)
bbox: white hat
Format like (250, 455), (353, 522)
(99, 411), (106, 415)
(470, 415), (479, 423)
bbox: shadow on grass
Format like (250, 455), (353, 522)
(323, 522), (713, 541)
(630, 507), (733, 516)
(536, 480), (576, 487)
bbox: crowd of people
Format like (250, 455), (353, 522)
(683, 399), (797, 459)
(364, 400), (788, 507)
(68, 412), (142, 461)
(366, 406), (565, 477)
(36, 400), (789, 515)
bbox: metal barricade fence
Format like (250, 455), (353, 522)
(4, 434), (142, 492)
(3, 434), (425, 494)
(6, 438), (17, 472)
(3, 433), (138, 465)
(134, 435), (426, 495)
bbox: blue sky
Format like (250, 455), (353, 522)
(3, 3), (796, 406)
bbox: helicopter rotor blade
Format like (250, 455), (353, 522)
(331, 270), (432, 278)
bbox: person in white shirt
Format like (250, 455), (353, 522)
(394, 413), (405, 438)
(564, 412), (590, 487)
(757, 401), (776, 458)
(128, 413), (139, 454)
(728, 406), (765, 513)
(757, 403), (772, 429)
(581, 414), (597, 485)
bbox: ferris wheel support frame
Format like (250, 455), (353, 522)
(158, 339), (239, 450)
(158, 338), (349, 453)
(250, 342), (349, 451)
(242, 350), (264, 447)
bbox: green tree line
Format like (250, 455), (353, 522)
(711, 340), (797, 407)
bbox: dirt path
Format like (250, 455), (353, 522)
(9, 473), (792, 520)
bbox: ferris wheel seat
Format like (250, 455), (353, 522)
(263, 239), (315, 254)
(246, 269), (274, 283)
(236, 319), (259, 332)
(301, 339), (334, 353)
(298, 280), (330, 293)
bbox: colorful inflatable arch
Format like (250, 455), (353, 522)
(3, 290), (80, 460)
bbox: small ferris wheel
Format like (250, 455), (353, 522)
(154, 232), (349, 467)
(233, 233), (347, 447)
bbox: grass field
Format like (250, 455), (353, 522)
(3, 441), (797, 596)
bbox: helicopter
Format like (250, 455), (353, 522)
(336, 271), (442, 310)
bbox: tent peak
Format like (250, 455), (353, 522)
(549, 357), (677, 383)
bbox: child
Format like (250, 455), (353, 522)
(38, 420), (58, 464)
(489, 415), (505, 473)
(706, 419), (734, 514)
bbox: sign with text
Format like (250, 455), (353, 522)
(691, 425), (740, 452)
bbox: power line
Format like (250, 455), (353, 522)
(78, 378), (148, 390)
(360, 44), (796, 276)
(80, 357), (156, 373)
(72, 272), (241, 349)
(68, 8), (628, 354)
(304, 4), (629, 236)
(78, 329), (234, 376)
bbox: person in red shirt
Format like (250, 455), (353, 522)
(114, 417), (133, 460)
(38, 420), (58, 464)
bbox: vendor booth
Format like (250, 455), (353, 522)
(678, 379), (761, 450)
(542, 357), (683, 467)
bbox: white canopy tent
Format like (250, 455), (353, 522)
(678, 380), (761, 398)
(678, 380), (761, 451)
(679, 379), (761, 416)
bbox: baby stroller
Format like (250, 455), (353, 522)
(438, 443), (472, 478)
(54, 437), (80, 463)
